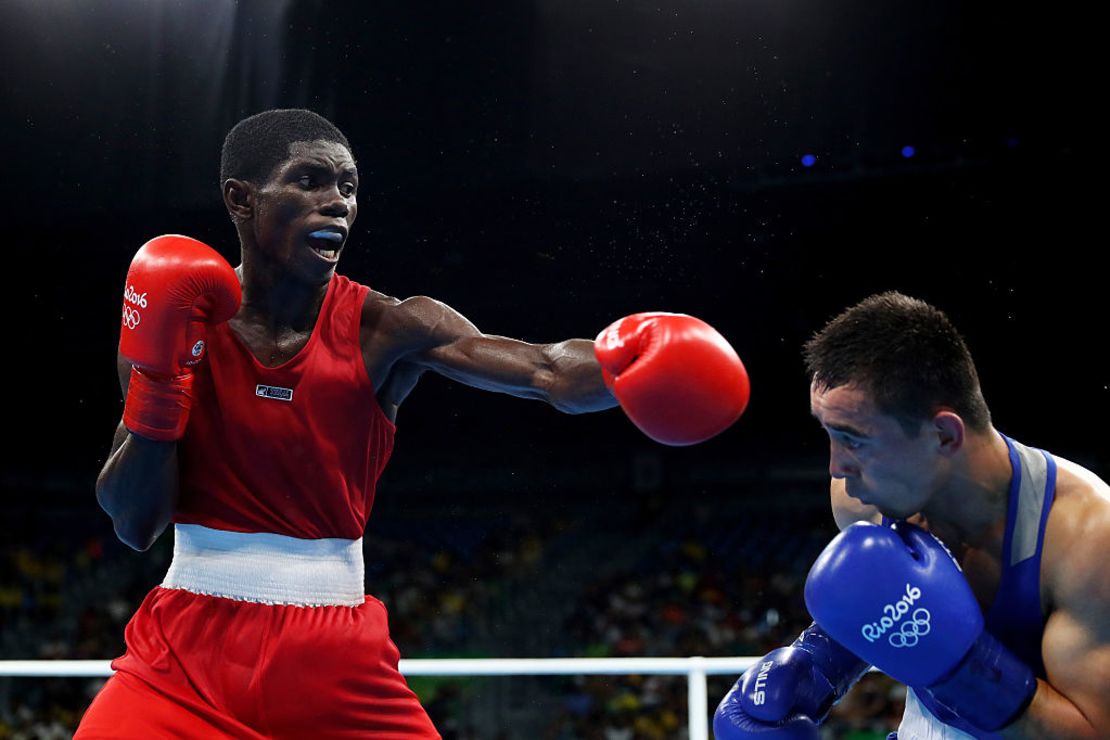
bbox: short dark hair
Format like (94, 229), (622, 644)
(803, 291), (991, 434)
(219, 109), (351, 187)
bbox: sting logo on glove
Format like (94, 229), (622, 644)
(749, 660), (774, 705)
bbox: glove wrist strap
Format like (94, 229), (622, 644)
(123, 367), (194, 441)
(925, 630), (1036, 732)
(794, 622), (872, 699)
(793, 622), (871, 720)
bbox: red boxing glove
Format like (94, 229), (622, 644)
(594, 312), (750, 446)
(119, 235), (241, 441)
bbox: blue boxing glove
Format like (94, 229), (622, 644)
(714, 623), (870, 739)
(804, 522), (1036, 733)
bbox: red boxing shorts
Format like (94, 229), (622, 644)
(75, 524), (439, 739)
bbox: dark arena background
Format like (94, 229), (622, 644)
(0, 1), (1100, 738)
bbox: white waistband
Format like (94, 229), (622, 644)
(162, 523), (365, 607)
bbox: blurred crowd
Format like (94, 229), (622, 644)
(545, 506), (903, 739)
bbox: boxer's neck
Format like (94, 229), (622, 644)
(234, 259), (328, 333)
(922, 428), (1012, 552)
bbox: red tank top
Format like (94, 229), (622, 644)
(176, 274), (395, 539)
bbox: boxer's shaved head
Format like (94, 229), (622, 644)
(804, 291), (991, 435)
(220, 109), (351, 188)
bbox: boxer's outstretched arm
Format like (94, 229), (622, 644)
(393, 295), (616, 414)
(95, 353), (179, 551)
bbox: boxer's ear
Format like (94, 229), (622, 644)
(223, 178), (254, 222)
(933, 410), (965, 456)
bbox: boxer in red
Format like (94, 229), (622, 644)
(76, 109), (749, 738)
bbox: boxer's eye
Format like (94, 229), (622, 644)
(838, 434), (864, 451)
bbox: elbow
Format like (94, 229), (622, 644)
(113, 518), (158, 552)
(113, 501), (165, 551)
(96, 482), (158, 552)
(128, 534), (157, 553)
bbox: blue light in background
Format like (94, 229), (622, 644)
(801, 154), (816, 167)
(901, 145), (916, 158)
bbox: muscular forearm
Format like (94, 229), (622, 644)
(543, 339), (617, 414)
(1000, 679), (1102, 739)
(95, 421), (179, 551)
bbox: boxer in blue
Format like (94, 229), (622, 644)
(714, 292), (1110, 739)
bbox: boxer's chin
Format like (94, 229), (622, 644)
(294, 251), (337, 285)
(845, 482), (869, 504)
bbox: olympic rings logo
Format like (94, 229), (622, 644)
(888, 608), (931, 648)
(122, 305), (141, 330)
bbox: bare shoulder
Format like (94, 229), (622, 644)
(1038, 455), (1110, 728)
(360, 289), (403, 325)
(360, 293), (480, 372)
(362, 293), (462, 341)
(360, 290), (422, 349)
(830, 477), (882, 530)
(1044, 457), (1110, 608)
